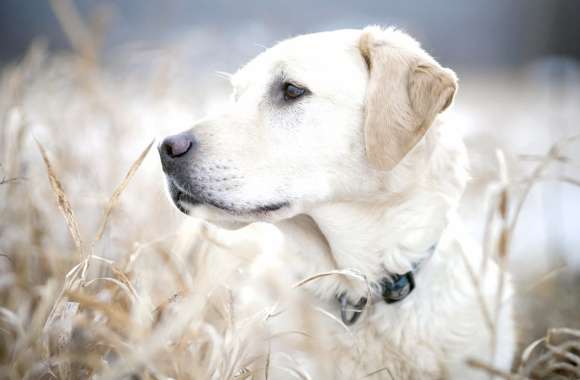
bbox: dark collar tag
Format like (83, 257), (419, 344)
(381, 272), (416, 304)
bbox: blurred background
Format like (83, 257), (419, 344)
(2, 0), (580, 69)
(1, 1), (579, 374)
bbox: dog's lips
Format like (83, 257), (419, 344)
(250, 202), (288, 213)
(168, 181), (200, 215)
(167, 177), (289, 216)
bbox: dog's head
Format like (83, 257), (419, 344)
(159, 27), (458, 224)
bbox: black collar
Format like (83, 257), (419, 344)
(337, 245), (435, 326)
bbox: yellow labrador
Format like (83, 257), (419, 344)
(159, 26), (515, 379)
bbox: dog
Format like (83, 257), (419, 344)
(158, 26), (516, 379)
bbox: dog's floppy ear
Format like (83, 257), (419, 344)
(359, 27), (458, 171)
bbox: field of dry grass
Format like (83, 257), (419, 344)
(1, 4), (580, 379)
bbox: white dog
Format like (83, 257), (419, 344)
(159, 26), (516, 379)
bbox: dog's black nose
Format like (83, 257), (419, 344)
(159, 132), (195, 159)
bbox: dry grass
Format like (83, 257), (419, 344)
(1, 2), (580, 379)
(462, 138), (580, 379)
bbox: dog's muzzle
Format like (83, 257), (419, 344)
(158, 131), (201, 214)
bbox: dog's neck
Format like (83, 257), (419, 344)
(308, 194), (449, 278)
(298, 124), (468, 296)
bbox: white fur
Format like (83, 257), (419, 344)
(162, 27), (516, 379)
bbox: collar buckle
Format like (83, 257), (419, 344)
(335, 244), (434, 325)
(338, 293), (368, 326)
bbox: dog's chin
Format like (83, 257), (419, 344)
(168, 182), (293, 224)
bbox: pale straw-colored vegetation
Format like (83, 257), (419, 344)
(1, 1), (579, 379)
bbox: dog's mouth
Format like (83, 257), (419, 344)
(167, 178), (289, 217)
(170, 184), (201, 215)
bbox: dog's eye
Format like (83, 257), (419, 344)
(283, 83), (306, 100)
